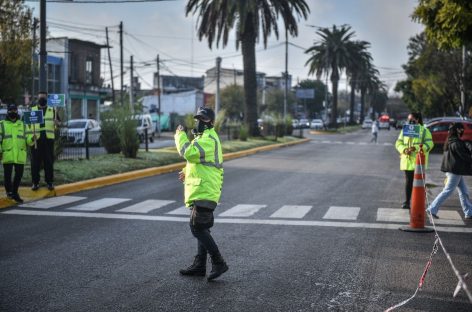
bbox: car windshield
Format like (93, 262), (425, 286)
(68, 121), (87, 129)
(312, 120), (322, 123)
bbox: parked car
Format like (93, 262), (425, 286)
(361, 119), (373, 129)
(426, 120), (472, 146)
(299, 118), (310, 129)
(135, 114), (155, 143)
(62, 119), (101, 145)
(292, 119), (300, 129)
(310, 119), (324, 130)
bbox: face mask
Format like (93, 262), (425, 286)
(38, 98), (47, 107)
(408, 120), (417, 125)
(193, 119), (210, 134)
(7, 112), (18, 120)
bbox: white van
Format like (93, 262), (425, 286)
(135, 114), (155, 143)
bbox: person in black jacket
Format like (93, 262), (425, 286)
(427, 123), (472, 219)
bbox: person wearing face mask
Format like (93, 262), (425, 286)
(29, 91), (56, 191)
(427, 123), (472, 219)
(174, 107), (228, 281)
(0, 104), (35, 203)
(395, 112), (434, 209)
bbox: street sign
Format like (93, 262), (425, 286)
(296, 89), (315, 99)
(23, 110), (44, 125)
(48, 94), (66, 107)
(402, 124), (420, 138)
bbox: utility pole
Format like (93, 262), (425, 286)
(39, 0), (47, 93)
(215, 57), (222, 116)
(156, 54), (161, 138)
(130, 55), (134, 112)
(31, 18), (39, 101)
(119, 21), (124, 106)
(461, 45), (467, 117)
(105, 27), (115, 105)
(284, 28), (288, 121)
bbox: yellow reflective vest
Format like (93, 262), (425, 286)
(175, 128), (224, 209)
(0, 119), (34, 165)
(395, 125), (434, 171)
(31, 105), (55, 139)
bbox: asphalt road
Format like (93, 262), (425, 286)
(1, 128), (471, 312)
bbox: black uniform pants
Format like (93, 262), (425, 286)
(3, 163), (24, 195)
(31, 138), (54, 184)
(189, 205), (219, 258)
(404, 170), (414, 205)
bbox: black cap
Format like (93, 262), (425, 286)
(194, 107), (215, 121)
(7, 103), (17, 111)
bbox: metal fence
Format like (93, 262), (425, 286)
(56, 127), (107, 160)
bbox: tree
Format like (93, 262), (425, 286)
(263, 88), (296, 115)
(220, 84), (245, 120)
(295, 79), (327, 118)
(413, 0), (472, 49)
(0, 0), (33, 103)
(395, 33), (470, 116)
(186, 0), (310, 136)
(357, 63), (381, 123)
(346, 40), (372, 124)
(305, 25), (356, 127)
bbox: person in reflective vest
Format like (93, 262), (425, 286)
(174, 107), (228, 281)
(395, 112), (434, 209)
(29, 91), (56, 191)
(0, 104), (35, 203)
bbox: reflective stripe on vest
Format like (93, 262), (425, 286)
(32, 106), (55, 139)
(179, 142), (190, 156)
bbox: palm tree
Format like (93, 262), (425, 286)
(305, 25), (356, 127)
(346, 40), (372, 124)
(186, 0), (310, 136)
(357, 63), (381, 123)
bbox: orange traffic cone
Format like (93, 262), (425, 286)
(400, 145), (433, 232)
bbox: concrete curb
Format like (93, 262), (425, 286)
(0, 138), (309, 209)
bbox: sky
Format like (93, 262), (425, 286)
(25, 0), (424, 94)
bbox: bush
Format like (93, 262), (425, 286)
(119, 116), (139, 158)
(214, 109), (226, 133)
(100, 112), (121, 154)
(239, 124), (248, 141)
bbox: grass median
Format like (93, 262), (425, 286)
(4, 136), (302, 186)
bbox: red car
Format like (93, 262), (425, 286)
(426, 120), (472, 146)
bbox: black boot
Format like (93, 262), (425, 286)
(179, 255), (206, 276)
(11, 193), (24, 204)
(207, 253), (228, 281)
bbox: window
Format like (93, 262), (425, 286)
(85, 59), (93, 84)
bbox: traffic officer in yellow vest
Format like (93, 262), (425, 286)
(0, 104), (35, 203)
(174, 107), (228, 281)
(395, 112), (434, 209)
(30, 91), (56, 191)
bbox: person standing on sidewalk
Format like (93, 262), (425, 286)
(30, 91), (57, 191)
(0, 104), (35, 203)
(174, 107), (228, 281)
(395, 112), (434, 209)
(427, 123), (472, 219)
(370, 120), (379, 143)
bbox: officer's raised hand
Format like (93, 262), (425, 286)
(178, 171), (185, 182)
(176, 125), (184, 133)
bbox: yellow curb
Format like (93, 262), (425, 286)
(0, 138), (310, 208)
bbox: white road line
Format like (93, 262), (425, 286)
(323, 206), (360, 220)
(322, 141), (330, 144)
(117, 200), (175, 214)
(219, 204), (267, 217)
(67, 198), (131, 211)
(3, 209), (472, 233)
(428, 211), (465, 226)
(20, 196), (86, 209)
(270, 205), (312, 219)
(166, 206), (190, 215)
(377, 208), (410, 223)
(383, 143), (393, 146)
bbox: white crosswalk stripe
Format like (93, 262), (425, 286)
(166, 206), (191, 215)
(67, 198), (131, 211)
(20, 196), (86, 209)
(219, 204), (267, 217)
(428, 211), (464, 226)
(270, 205), (312, 219)
(323, 206), (360, 220)
(377, 208), (409, 222)
(117, 199), (175, 214)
